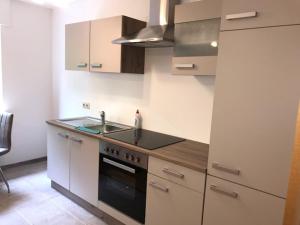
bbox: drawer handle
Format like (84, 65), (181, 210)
(91, 63), (102, 68)
(57, 133), (69, 139)
(149, 181), (169, 193)
(77, 63), (88, 68)
(70, 137), (83, 143)
(175, 64), (195, 69)
(162, 168), (184, 179)
(212, 162), (240, 176)
(226, 11), (257, 20)
(210, 185), (239, 199)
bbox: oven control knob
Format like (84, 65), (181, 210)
(116, 150), (119, 156)
(125, 153), (129, 159)
(130, 155), (135, 161)
(111, 149), (115, 154)
(105, 147), (109, 152)
(135, 157), (140, 163)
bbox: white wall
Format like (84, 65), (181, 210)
(0, 0), (11, 25)
(0, 0), (52, 165)
(52, 0), (214, 143)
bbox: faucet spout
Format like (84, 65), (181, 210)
(100, 111), (105, 125)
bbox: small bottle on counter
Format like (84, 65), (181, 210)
(134, 109), (142, 129)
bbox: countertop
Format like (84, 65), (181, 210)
(46, 119), (209, 173)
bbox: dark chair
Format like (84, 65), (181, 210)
(0, 112), (13, 193)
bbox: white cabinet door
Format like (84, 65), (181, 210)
(69, 132), (99, 206)
(145, 174), (203, 225)
(47, 126), (70, 190)
(209, 25), (300, 197)
(203, 176), (285, 225)
(65, 21), (90, 71)
(90, 16), (122, 73)
(221, 0), (300, 31)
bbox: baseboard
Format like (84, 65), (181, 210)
(51, 181), (124, 225)
(1, 157), (47, 170)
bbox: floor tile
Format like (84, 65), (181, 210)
(0, 161), (108, 225)
(0, 212), (29, 225)
(17, 200), (84, 225)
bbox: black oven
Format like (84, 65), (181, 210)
(99, 141), (148, 224)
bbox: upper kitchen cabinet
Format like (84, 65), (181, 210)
(221, 0), (300, 31)
(172, 0), (222, 76)
(65, 21), (90, 71)
(65, 16), (146, 74)
(90, 16), (146, 74)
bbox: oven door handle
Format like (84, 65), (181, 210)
(103, 157), (136, 174)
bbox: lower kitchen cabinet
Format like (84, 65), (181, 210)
(69, 132), (99, 206)
(203, 176), (286, 225)
(145, 173), (204, 225)
(47, 125), (70, 190)
(47, 125), (100, 206)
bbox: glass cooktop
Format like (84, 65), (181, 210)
(104, 129), (185, 150)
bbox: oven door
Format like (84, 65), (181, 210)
(99, 154), (147, 224)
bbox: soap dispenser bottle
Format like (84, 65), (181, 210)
(134, 109), (142, 129)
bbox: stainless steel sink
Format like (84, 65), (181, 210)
(86, 124), (131, 134)
(58, 117), (131, 134)
(58, 117), (101, 127)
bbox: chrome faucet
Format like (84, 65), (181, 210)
(100, 111), (105, 125)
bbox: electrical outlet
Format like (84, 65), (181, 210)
(82, 102), (90, 110)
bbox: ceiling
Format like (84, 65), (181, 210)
(19, 0), (77, 8)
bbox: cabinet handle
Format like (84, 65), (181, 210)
(57, 133), (69, 139)
(103, 157), (136, 174)
(212, 162), (240, 176)
(70, 137), (83, 143)
(149, 181), (169, 193)
(91, 63), (102, 68)
(77, 63), (88, 68)
(225, 11), (257, 20)
(210, 185), (239, 199)
(162, 168), (184, 179)
(175, 64), (195, 69)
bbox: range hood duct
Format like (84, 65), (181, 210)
(112, 0), (180, 48)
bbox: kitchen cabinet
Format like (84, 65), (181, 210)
(208, 25), (300, 197)
(65, 21), (90, 71)
(145, 157), (205, 225)
(69, 132), (99, 206)
(203, 176), (285, 225)
(90, 16), (145, 74)
(148, 156), (206, 193)
(47, 126), (70, 190)
(172, 0), (221, 76)
(47, 125), (100, 206)
(145, 174), (203, 225)
(65, 16), (146, 74)
(221, 0), (300, 31)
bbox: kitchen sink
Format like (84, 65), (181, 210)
(85, 124), (131, 134)
(58, 117), (131, 134)
(58, 117), (101, 127)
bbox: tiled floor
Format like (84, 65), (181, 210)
(0, 161), (107, 225)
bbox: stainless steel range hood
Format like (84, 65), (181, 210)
(112, 0), (179, 48)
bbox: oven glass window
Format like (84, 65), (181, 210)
(99, 154), (147, 224)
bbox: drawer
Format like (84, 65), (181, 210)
(203, 176), (285, 225)
(172, 56), (217, 76)
(148, 156), (206, 193)
(221, 0), (300, 31)
(145, 174), (203, 225)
